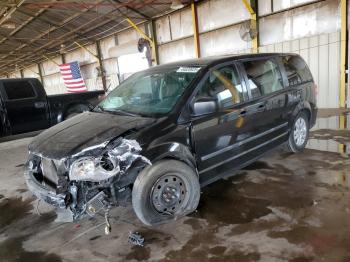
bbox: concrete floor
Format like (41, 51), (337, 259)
(0, 109), (349, 262)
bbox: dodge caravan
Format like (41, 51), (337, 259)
(25, 53), (317, 227)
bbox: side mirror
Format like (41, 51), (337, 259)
(192, 97), (217, 116)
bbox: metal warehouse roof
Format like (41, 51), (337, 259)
(0, 0), (185, 74)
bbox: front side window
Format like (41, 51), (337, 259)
(242, 59), (283, 98)
(194, 65), (246, 110)
(98, 66), (201, 117)
(282, 55), (313, 86)
(3, 81), (36, 100)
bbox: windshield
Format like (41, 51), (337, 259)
(97, 66), (202, 117)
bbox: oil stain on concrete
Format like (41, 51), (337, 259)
(0, 236), (62, 262)
(0, 197), (34, 230)
(0, 197), (62, 262)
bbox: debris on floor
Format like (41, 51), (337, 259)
(128, 232), (145, 247)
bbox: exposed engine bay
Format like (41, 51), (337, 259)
(25, 138), (151, 226)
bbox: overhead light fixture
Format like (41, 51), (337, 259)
(59, 44), (67, 54)
(170, 0), (184, 10)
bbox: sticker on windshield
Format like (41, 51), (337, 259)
(176, 67), (201, 73)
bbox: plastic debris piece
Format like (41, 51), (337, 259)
(128, 232), (145, 247)
(104, 207), (111, 235)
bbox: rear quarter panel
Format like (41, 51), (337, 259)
(277, 55), (317, 128)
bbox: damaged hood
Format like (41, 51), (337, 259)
(29, 111), (155, 159)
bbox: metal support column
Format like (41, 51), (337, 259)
(37, 63), (44, 84)
(339, 0), (348, 153)
(242, 0), (258, 53)
(96, 40), (107, 91)
(20, 69), (24, 78)
(340, 0), (347, 108)
(61, 54), (66, 64)
(150, 20), (159, 65)
(191, 2), (201, 58)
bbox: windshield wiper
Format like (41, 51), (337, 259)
(104, 109), (140, 117)
(94, 106), (147, 117)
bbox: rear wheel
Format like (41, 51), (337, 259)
(285, 111), (309, 153)
(132, 160), (200, 226)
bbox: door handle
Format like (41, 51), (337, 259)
(34, 102), (46, 109)
(239, 110), (247, 116)
(257, 103), (266, 111)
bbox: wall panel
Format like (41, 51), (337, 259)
(259, 0), (340, 46)
(118, 26), (145, 45)
(23, 65), (40, 79)
(65, 44), (98, 65)
(197, 0), (250, 33)
(158, 37), (195, 64)
(200, 25), (251, 57)
(103, 58), (119, 91)
(42, 73), (65, 95)
(41, 56), (62, 76)
(99, 35), (116, 59)
(156, 9), (193, 45)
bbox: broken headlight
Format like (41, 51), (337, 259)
(69, 156), (120, 182)
(68, 139), (151, 182)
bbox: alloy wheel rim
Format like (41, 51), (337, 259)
(294, 117), (307, 146)
(151, 174), (186, 214)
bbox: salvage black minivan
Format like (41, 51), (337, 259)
(25, 53), (317, 227)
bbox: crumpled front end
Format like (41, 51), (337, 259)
(25, 138), (150, 222)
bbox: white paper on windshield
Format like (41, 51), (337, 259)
(176, 67), (201, 73)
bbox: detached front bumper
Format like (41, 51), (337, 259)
(24, 168), (67, 209)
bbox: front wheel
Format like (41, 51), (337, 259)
(285, 111), (310, 153)
(132, 160), (200, 226)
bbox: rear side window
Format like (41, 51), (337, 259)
(282, 55), (313, 85)
(3, 81), (36, 100)
(195, 65), (247, 109)
(242, 58), (283, 99)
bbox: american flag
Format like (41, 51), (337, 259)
(59, 61), (87, 93)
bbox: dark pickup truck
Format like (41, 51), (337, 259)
(0, 78), (104, 138)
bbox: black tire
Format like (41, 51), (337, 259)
(132, 160), (200, 226)
(285, 111), (309, 153)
